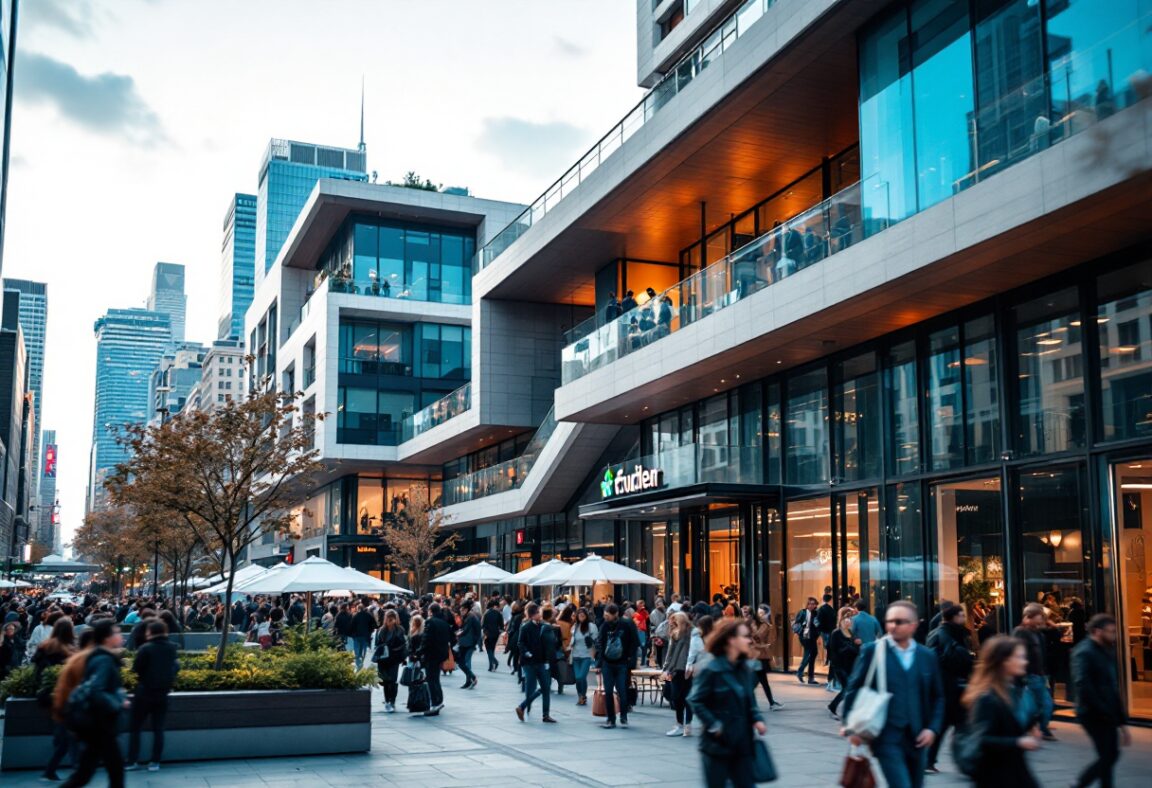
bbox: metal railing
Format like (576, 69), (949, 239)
(477, 0), (780, 270)
(442, 406), (559, 506)
(401, 383), (471, 442)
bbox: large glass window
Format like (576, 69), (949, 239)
(1097, 259), (1152, 441)
(332, 218), (474, 304)
(416, 324), (470, 380)
(885, 340), (921, 476)
(927, 326), (964, 470)
(336, 387), (414, 446)
(1114, 458), (1152, 718)
(1015, 288), (1085, 455)
(786, 497), (833, 670)
(708, 512), (742, 602)
(786, 368), (828, 485)
(356, 477), (386, 535)
(339, 319), (411, 375)
(835, 353), (881, 482)
(964, 315), (1001, 464)
(883, 483), (925, 610)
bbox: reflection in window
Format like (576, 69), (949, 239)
(356, 477), (386, 535)
(835, 353), (881, 482)
(786, 369), (828, 484)
(1097, 259), (1152, 441)
(927, 326), (964, 471)
(964, 315), (1000, 464)
(883, 483), (924, 610)
(708, 513), (741, 602)
(1015, 288), (1085, 456)
(786, 497), (832, 670)
(885, 341), (921, 475)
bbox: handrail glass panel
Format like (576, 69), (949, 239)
(401, 382), (471, 442)
(442, 407), (558, 506)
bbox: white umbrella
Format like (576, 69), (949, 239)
(13, 580), (32, 588)
(202, 564), (270, 595)
(550, 553), (663, 586)
(0, 579), (16, 589)
(234, 557), (409, 595)
(431, 560), (513, 585)
(507, 558), (571, 587)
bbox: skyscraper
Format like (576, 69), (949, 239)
(88, 308), (171, 512)
(219, 193), (256, 341)
(38, 428), (56, 552)
(254, 138), (367, 281)
(2, 279), (46, 515)
(147, 262), (186, 345)
(148, 342), (206, 425)
(0, 289), (30, 568)
(0, 1), (18, 281)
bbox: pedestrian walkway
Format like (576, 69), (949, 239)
(3, 665), (1150, 786)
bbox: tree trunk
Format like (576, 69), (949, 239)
(215, 550), (238, 671)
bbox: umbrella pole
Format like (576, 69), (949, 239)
(306, 590), (313, 633)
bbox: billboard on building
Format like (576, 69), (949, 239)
(44, 444), (57, 477)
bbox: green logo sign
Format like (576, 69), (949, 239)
(600, 464), (663, 499)
(600, 468), (615, 498)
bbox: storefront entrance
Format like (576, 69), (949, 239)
(1115, 459), (1152, 719)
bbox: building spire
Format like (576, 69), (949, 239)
(358, 76), (366, 154)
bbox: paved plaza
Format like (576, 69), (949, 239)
(3, 662), (1151, 787)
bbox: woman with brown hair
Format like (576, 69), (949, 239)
(827, 606), (859, 720)
(661, 611), (694, 736)
(687, 618), (769, 787)
(749, 605), (784, 711)
(959, 635), (1042, 787)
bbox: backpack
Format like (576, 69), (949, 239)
(604, 627), (624, 661)
(64, 652), (114, 732)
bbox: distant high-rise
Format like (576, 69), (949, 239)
(3, 279), (47, 515)
(88, 308), (171, 512)
(147, 262), (186, 345)
(219, 193), (256, 341)
(254, 138), (367, 281)
(0, 1), (18, 281)
(149, 342), (206, 425)
(38, 428), (56, 552)
(0, 290), (30, 567)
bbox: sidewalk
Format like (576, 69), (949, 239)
(3, 663), (1150, 786)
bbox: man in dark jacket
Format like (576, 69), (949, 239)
(793, 597), (821, 685)
(1012, 603), (1055, 739)
(230, 600), (248, 632)
(1071, 614), (1129, 788)
(287, 595), (305, 626)
(421, 603), (452, 715)
(349, 603), (377, 671)
(816, 594), (837, 685)
(333, 603), (353, 649)
(595, 603), (639, 729)
(456, 600), (481, 689)
(924, 604), (974, 773)
(482, 599), (504, 672)
(61, 619), (127, 788)
(126, 620), (180, 772)
(514, 603), (556, 723)
(842, 601), (944, 788)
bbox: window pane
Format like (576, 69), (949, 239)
(1015, 288), (1085, 455)
(786, 497), (833, 672)
(786, 368), (828, 484)
(377, 391), (414, 445)
(353, 223), (378, 282)
(884, 482), (925, 608)
(699, 393), (729, 446)
(356, 477), (385, 535)
(378, 226), (404, 288)
(766, 383), (782, 484)
(927, 326), (964, 470)
(885, 340), (921, 475)
(835, 353), (881, 481)
(964, 315), (1000, 464)
(1097, 259), (1152, 441)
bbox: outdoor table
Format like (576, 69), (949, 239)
(630, 667), (665, 707)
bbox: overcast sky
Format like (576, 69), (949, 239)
(3, 0), (643, 550)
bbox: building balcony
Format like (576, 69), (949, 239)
(441, 408), (558, 506)
(401, 383), (471, 444)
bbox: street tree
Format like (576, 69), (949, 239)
(381, 485), (458, 591)
(108, 389), (323, 669)
(74, 506), (149, 595)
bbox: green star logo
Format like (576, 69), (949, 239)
(600, 468), (615, 498)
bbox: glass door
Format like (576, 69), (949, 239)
(786, 497), (833, 671)
(1114, 459), (1152, 718)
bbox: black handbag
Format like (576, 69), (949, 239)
(399, 661), (423, 687)
(554, 659), (576, 686)
(752, 737), (777, 783)
(406, 681), (430, 713)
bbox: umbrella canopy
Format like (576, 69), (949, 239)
(431, 560), (513, 585)
(549, 553), (663, 586)
(506, 558), (571, 586)
(13, 579), (32, 588)
(33, 554), (101, 574)
(233, 556), (410, 595)
(202, 564), (270, 595)
(0, 578), (16, 589)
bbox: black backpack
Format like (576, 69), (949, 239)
(604, 627), (624, 661)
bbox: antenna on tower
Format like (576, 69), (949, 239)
(358, 76), (366, 154)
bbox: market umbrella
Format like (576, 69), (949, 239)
(13, 579), (32, 588)
(506, 558), (570, 586)
(0, 579), (16, 589)
(431, 560), (513, 585)
(549, 553), (663, 586)
(32, 554), (101, 574)
(202, 564), (270, 595)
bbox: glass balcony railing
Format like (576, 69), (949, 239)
(325, 274), (468, 305)
(477, 0), (780, 270)
(597, 443), (764, 499)
(562, 177), (889, 383)
(401, 382), (471, 443)
(441, 406), (559, 506)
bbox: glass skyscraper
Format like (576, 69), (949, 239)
(88, 309), (171, 511)
(219, 193), (256, 341)
(147, 262), (186, 346)
(2, 279), (47, 529)
(254, 138), (367, 281)
(0, 0), (17, 280)
(38, 428), (55, 552)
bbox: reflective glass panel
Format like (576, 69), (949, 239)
(964, 315), (1000, 465)
(835, 353), (881, 482)
(885, 340), (921, 475)
(1015, 288), (1085, 455)
(786, 368), (829, 485)
(927, 326), (964, 471)
(1097, 259), (1152, 441)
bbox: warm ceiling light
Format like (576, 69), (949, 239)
(1036, 338), (1062, 346)
(1112, 345), (1138, 353)
(1049, 530), (1063, 548)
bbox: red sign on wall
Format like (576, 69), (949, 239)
(44, 445), (57, 477)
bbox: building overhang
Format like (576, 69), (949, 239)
(579, 483), (778, 521)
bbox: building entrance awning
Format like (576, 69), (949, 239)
(578, 483), (778, 521)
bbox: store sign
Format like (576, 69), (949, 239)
(355, 546), (378, 554)
(600, 464), (664, 499)
(44, 445), (57, 477)
(515, 529), (525, 546)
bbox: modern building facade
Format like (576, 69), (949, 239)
(219, 193), (256, 341)
(254, 138), (367, 283)
(148, 342), (207, 426)
(0, 0), (17, 281)
(189, 339), (245, 411)
(87, 308), (171, 512)
(251, 0), (1152, 720)
(38, 428), (56, 552)
(147, 262), (186, 346)
(0, 289), (30, 571)
(2, 278), (46, 525)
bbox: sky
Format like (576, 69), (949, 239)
(3, 0), (644, 551)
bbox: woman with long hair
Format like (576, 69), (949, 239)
(34, 618), (79, 782)
(826, 606), (859, 720)
(570, 607), (598, 705)
(375, 609), (408, 713)
(687, 619), (769, 787)
(960, 635), (1042, 787)
(661, 611), (694, 736)
(749, 605), (784, 711)
(506, 601), (524, 684)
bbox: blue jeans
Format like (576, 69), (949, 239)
(352, 636), (371, 670)
(1025, 673), (1053, 733)
(602, 663), (630, 723)
(796, 638), (818, 682)
(871, 725), (925, 788)
(519, 663), (550, 717)
(573, 656), (592, 698)
(458, 645), (475, 682)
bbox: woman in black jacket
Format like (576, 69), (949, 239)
(827, 606), (859, 719)
(506, 602), (524, 685)
(374, 609), (408, 713)
(960, 635), (1042, 788)
(687, 619), (768, 788)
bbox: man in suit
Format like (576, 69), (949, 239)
(456, 600), (481, 689)
(482, 599), (504, 672)
(816, 593), (837, 687)
(793, 597), (820, 685)
(1071, 614), (1129, 788)
(514, 603), (557, 723)
(422, 603), (452, 716)
(842, 600), (944, 788)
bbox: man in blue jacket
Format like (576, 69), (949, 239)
(841, 600), (944, 788)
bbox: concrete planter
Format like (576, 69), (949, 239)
(1, 688), (370, 770)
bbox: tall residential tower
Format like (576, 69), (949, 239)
(147, 262), (186, 346)
(2, 279), (47, 517)
(219, 193), (256, 341)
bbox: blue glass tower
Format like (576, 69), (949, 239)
(0, 0), (18, 280)
(254, 138), (367, 281)
(219, 193), (256, 341)
(87, 309), (171, 511)
(147, 262), (186, 346)
(2, 279), (47, 535)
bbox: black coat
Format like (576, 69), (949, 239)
(374, 625), (408, 682)
(517, 619), (547, 665)
(595, 617), (639, 668)
(828, 629), (859, 676)
(422, 615), (452, 663)
(481, 609), (503, 642)
(927, 622), (974, 708)
(966, 691), (1040, 788)
(1071, 638), (1125, 725)
(687, 657), (764, 757)
(334, 611), (353, 638)
(457, 612), (481, 650)
(133, 635), (179, 693)
(506, 614), (523, 657)
(816, 603), (837, 635)
(82, 647), (126, 721)
(350, 610), (377, 639)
